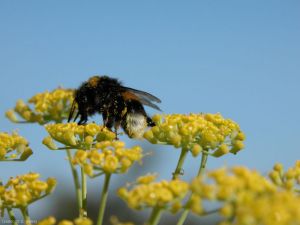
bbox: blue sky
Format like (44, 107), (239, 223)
(0, 0), (299, 220)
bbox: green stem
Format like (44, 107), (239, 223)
(66, 149), (82, 216)
(197, 150), (209, 177)
(172, 148), (189, 180)
(176, 151), (209, 225)
(147, 207), (163, 225)
(28, 193), (49, 204)
(0, 159), (25, 162)
(7, 208), (17, 225)
(203, 207), (221, 215)
(146, 148), (189, 225)
(91, 172), (104, 178)
(176, 210), (189, 225)
(15, 121), (32, 124)
(176, 206), (219, 225)
(58, 146), (79, 150)
(81, 167), (87, 217)
(96, 173), (111, 225)
(20, 207), (31, 225)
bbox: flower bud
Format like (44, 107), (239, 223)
(46, 178), (57, 194)
(37, 216), (56, 225)
(5, 110), (18, 123)
(103, 155), (119, 173)
(74, 218), (93, 225)
(230, 141), (245, 154)
(137, 174), (157, 184)
(58, 220), (73, 225)
(269, 171), (282, 185)
(273, 163), (284, 174)
(20, 147), (33, 160)
(212, 144), (229, 158)
(23, 172), (40, 182)
(84, 136), (94, 145)
(83, 164), (94, 177)
(42, 136), (57, 150)
(170, 201), (182, 214)
(235, 132), (246, 141)
(191, 144), (202, 157)
(64, 131), (77, 146)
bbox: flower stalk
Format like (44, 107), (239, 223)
(20, 207), (31, 225)
(176, 150), (209, 225)
(146, 147), (189, 225)
(197, 150), (209, 177)
(172, 148), (189, 180)
(7, 208), (17, 225)
(97, 173), (111, 225)
(81, 167), (87, 217)
(66, 149), (82, 216)
(147, 207), (163, 225)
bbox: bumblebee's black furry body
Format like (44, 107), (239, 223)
(68, 76), (160, 138)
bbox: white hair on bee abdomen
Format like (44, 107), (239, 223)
(124, 113), (147, 139)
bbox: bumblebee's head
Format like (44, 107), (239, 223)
(87, 75), (121, 88)
(87, 76), (101, 88)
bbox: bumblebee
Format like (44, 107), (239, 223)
(68, 76), (161, 138)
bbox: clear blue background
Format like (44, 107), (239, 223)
(0, 0), (299, 222)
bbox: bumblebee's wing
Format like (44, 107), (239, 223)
(119, 86), (162, 111)
(137, 96), (161, 111)
(120, 86), (161, 103)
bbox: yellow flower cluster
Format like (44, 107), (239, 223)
(189, 166), (300, 225)
(0, 173), (56, 208)
(43, 123), (116, 149)
(269, 161), (300, 190)
(38, 217), (92, 225)
(219, 191), (300, 225)
(192, 167), (276, 201)
(110, 216), (134, 225)
(0, 131), (32, 161)
(72, 141), (143, 176)
(118, 176), (189, 211)
(6, 88), (74, 124)
(144, 113), (245, 157)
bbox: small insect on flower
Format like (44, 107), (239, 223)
(68, 76), (161, 138)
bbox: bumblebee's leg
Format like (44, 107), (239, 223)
(68, 100), (77, 122)
(146, 116), (155, 127)
(102, 112), (109, 127)
(78, 111), (88, 125)
(113, 119), (122, 140)
(78, 116), (88, 125)
(102, 112), (112, 128)
(73, 111), (80, 122)
(78, 117), (88, 125)
(114, 120), (121, 133)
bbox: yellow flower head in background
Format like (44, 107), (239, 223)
(72, 141), (143, 176)
(37, 217), (93, 225)
(0, 173), (56, 208)
(189, 167), (276, 211)
(144, 113), (245, 157)
(110, 216), (134, 225)
(0, 131), (32, 161)
(189, 165), (300, 225)
(6, 88), (74, 124)
(118, 176), (189, 211)
(43, 123), (116, 149)
(269, 160), (300, 190)
(221, 191), (300, 225)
